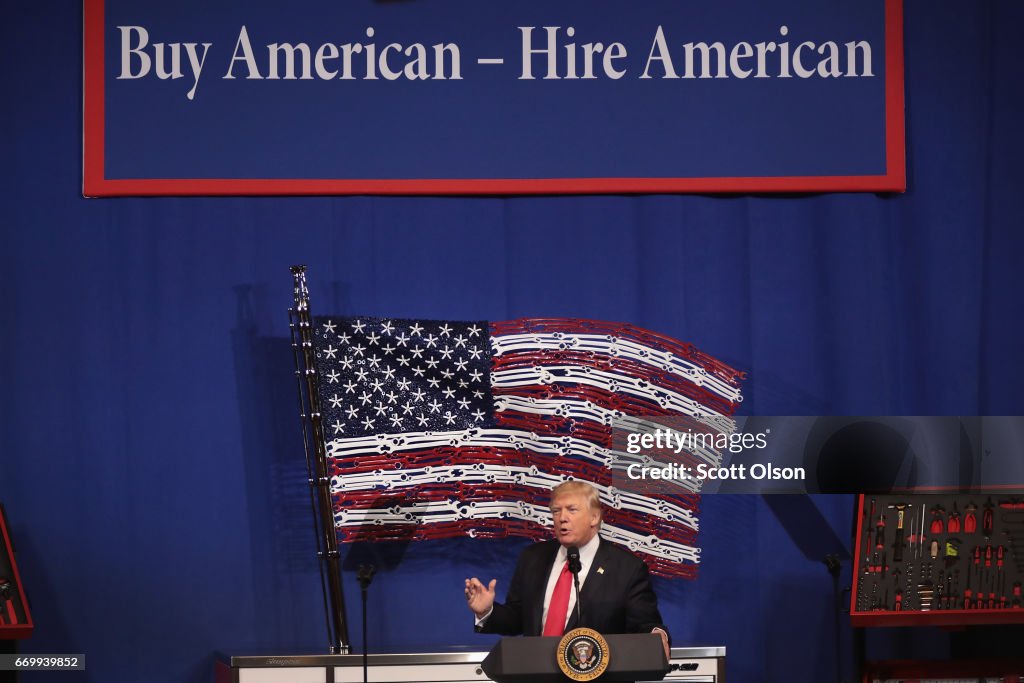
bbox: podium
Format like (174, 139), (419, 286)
(215, 646), (724, 682)
(482, 634), (669, 683)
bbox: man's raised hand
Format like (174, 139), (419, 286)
(464, 577), (497, 618)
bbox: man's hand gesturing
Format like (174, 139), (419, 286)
(464, 577), (497, 618)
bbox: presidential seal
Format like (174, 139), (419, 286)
(557, 628), (610, 681)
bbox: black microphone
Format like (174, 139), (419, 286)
(567, 546), (582, 574)
(566, 546), (583, 629)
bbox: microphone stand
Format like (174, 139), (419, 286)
(567, 548), (582, 629)
(357, 564), (377, 683)
(823, 554), (846, 683)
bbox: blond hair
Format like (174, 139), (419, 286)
(550, 480), (603, 517)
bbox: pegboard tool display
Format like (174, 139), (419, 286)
(851, 493), (1024, 626)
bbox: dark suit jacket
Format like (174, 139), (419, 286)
(476, 538), (668, 638)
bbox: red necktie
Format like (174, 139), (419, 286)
(542, 560), (572, 636)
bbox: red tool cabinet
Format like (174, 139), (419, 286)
(851, 492), (1024, 627)
(0, 505), (33, 639)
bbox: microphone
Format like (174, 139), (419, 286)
(566, 546), (583, 629)
(567, 546), (582, 574)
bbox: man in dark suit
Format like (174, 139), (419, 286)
(464, 481), (670, 657)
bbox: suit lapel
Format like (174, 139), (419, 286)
(565, 538), (611, 631)
(530, 541), (562, 635)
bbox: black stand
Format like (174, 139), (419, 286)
(762, 495), (852, 683)
(356, 564), (376, 683)
(824, 554), (846, 683)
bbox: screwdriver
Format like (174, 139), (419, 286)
(964, 562), (973, 609)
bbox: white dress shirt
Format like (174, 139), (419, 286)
(540, 533), (600, 630)
(474, 533), (601, 630)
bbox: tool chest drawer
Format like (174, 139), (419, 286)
(851, 493), (1024, 626)
(863, 657), (1024, 682)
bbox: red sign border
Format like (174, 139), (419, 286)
(83, 0), (905, 197)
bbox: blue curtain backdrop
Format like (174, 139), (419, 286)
(2, 2), (1023, 682)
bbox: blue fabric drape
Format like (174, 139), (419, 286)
(2, 2), (1022, 682)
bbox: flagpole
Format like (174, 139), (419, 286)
(289, 265), (351, 653)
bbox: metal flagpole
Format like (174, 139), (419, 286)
(289, 265), (351, 653)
